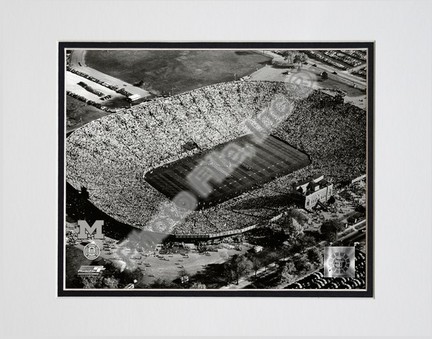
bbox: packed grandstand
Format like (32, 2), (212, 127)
(66, 80), (366, 235)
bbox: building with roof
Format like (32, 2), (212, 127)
(127, 94), (142, 102)
(294, 174), (334, 210)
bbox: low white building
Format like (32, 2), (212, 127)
(128, 94), (141, 102)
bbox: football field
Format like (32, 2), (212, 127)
(145, 134), (310, 209)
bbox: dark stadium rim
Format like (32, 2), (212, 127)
(144, 134), (311, 209)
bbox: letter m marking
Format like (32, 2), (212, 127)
(77, 220), (104, 239)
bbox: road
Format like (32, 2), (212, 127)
(220, 219), (366, 289)
(254, 50), (366, 88)
(308, 59), (366, 88)
(248, 54), (367, 109)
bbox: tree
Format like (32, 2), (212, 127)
(355, 205), (366, 214)
(178, 268), (189, 284)
(279, 213), (298, 240)
(320, 219), (344, 242)
(81, 275), (119, 289)
(179, 268), (188, 277)
(272, 58), (294, 68)
(306, 247), (323, 267)
(280, 260), (297, 283)
(289, 208), (309, 225)
(222, 263), (235, 284)
(103, 276), (119, 289)
(280, 51), (296, 63)
(190, 282), (206, 289)
(227, 255), (252, 284)
(292, 253), (309, 274)
(321, 71), (328, 80)
(303, 261), (314, 274)
(81, 276), (102, 289)
(293, 53), (308, 64)
(299, 234), (316, 248)
(151, 278), (173, 289)
(250, 256), (262, 278)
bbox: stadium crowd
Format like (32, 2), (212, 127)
(67, 80), (366, 235)
(66, 91), (116, 112)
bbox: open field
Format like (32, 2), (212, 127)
(85, 50), (271, 95)
(66, 96), (108, 132)
(65, 226), (248, 287)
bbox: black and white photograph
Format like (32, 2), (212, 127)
(59, 43), (373, 296)
(2, 0), (431, 337)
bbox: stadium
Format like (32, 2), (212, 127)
(66, 80), (366, 236)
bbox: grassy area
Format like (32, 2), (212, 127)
(85, 50), (271, 95)
(66, 96), (109, 132)
(66, 244), (145, 289)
